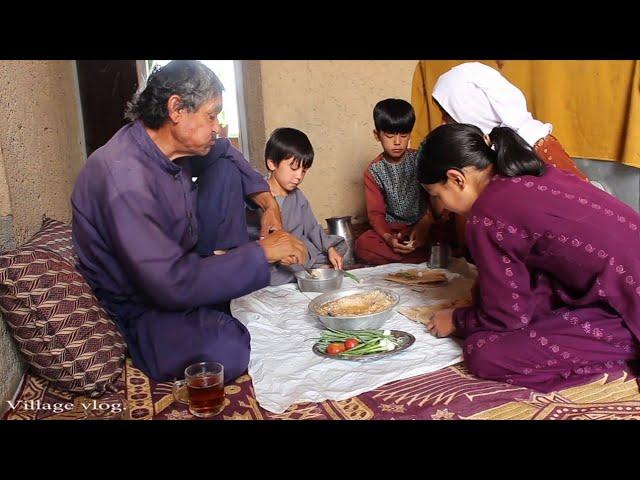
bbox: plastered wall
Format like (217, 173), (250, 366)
(256, 60), (417, 225)
(0, 60), (84, 413)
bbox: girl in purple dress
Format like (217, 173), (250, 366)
(416, 123), (640, 392)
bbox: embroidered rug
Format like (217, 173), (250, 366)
(5, 358), (640, 420)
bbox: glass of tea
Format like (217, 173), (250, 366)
(172, 362), (225, 418)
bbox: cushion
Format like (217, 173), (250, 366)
(0, 233), (126, 395)
(22, 216), (79, 265)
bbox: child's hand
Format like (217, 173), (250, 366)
(328, 247), (343, 270)
(385, 232), (415, 254)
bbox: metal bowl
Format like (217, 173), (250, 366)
(295, 268), (343, 293)
(308, 287), (400, 330)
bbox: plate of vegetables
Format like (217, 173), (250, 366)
(312, 328), (415, 361)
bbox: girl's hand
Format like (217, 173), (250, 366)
(424, 308), (456, 338)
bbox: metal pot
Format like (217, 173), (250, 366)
(325, 216), (355, 267)
(294, 268), (343, 293)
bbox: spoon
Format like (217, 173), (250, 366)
(304, 267), (319, 278)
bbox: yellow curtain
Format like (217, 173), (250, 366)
(410, 60), (640, 168)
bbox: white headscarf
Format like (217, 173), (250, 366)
(432, 62), (552, 147)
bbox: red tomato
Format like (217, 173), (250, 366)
(344, 338), (360, 350)
(326, 343), (346, 355)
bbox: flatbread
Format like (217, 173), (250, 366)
(397, 298), (472, 325)
(384, 268), (448, 286)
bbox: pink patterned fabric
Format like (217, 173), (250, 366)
(5, 360), (640, 420)
(454, 166), (640, 392)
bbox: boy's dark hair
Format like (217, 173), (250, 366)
(373, 98), (416, 134)
(265, 127), (314, 169)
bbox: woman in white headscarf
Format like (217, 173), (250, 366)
(426, 62), (588, 260)
(432, 62), (587, 180)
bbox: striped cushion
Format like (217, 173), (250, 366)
(0, 247), (126, 395)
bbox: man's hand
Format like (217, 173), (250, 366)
(279, 256), (296, 266)
(260, 206), (283, 238)
(258, 230), (307, 265)
(250, 191), (284, 237)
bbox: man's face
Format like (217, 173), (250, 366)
(173, 94), (223, 156)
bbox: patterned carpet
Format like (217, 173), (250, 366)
(5, 358), (640, 420)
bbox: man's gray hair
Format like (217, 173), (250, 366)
(125, 60), (225, 129)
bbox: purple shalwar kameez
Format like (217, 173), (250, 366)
(71, 120), (270, 383)
(453, 166), (640, 392)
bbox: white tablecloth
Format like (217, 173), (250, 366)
(230, 259), (476, 414)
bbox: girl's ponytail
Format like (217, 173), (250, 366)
(489, 127), (544, 177)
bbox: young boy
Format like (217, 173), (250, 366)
(355, 98), (435, 265)
(246, 128), (347, 286)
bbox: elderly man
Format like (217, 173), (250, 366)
(72, 60), (307, 383)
